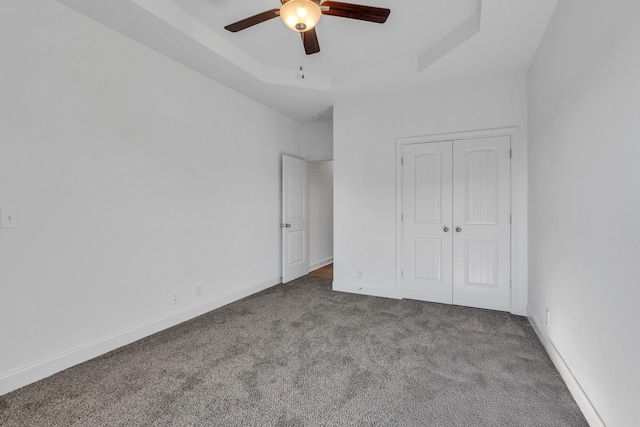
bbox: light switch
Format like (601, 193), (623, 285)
(0, 209), (18, 228)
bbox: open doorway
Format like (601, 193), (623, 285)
(308, 160), (333, 279)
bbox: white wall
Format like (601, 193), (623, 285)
(308, 161), (333, 270)
(333, 75), (528, 310)
(0, 1), (301, 394)
(527, 1), (640, 425)
(300, 120), (333, 161)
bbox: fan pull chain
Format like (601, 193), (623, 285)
(299, 42), (305, 79)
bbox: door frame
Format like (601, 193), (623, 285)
(396, 127), (525, 315)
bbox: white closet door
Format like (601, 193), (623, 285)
(400, 136), (511, 311)
(401, 141), (453, 304)
(282, 155), (308, 283)
(452, 136), (511, 311)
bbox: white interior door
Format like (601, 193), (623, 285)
(452, 136), (511, 311)
(282, 155), (308, 283)
(400, 136), (511, 311)
(401, 141), (453, 304)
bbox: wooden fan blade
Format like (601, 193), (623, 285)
(301, 28), (320, 55)
(321, 1), (390, 23)
(224, 9), (280, 32)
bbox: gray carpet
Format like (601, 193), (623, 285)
(0, 276), (587, 426)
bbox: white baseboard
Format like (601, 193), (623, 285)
(0, 278), (280, 396)
(528, 314), (606, 427)
(309, 257), (333, 272)
(332, 281), (400, 299)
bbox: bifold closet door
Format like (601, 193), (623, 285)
(401, 136), (511, 311)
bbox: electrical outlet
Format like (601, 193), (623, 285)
(545, 309), (550, 327)
(357, 269), (363, 279)
(195, 285), (203, 297)
(172, 292), (179, 305)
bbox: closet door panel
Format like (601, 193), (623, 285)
(401, 141), (453, 304)
(452, 136), (511, 311)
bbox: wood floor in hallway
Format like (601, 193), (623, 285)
(308, 263), (333, 279)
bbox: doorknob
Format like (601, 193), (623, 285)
(281, 223), (291, 228)
(455, 227), (462, 232)
(443, 226), (449, 232)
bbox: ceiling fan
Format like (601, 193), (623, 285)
(224, 0), (391, 55)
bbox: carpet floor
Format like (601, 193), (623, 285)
(0, 276), (587, 426)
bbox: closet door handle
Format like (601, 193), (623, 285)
(455, 227), (462, 233)
(443, 226), (449, 232)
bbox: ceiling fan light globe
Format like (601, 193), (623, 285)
(280, 0), (322, 32)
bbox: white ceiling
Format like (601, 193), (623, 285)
(55, 0), (559, 122)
